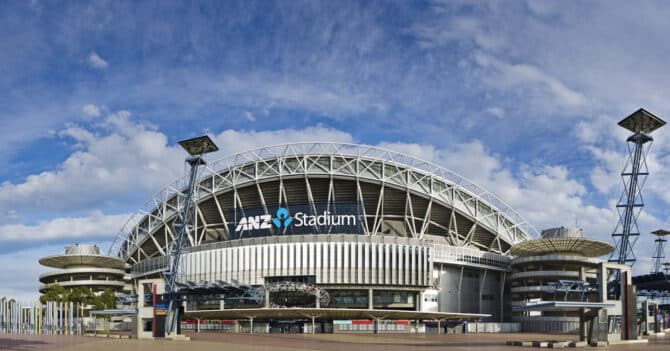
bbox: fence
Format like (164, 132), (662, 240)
(464, 322), (521, 333)
(0, 297), (85, 335)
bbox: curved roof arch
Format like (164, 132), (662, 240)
(109, 142), (538, 261)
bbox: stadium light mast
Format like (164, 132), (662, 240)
(609, 108), (665, 268)
(651, 230), (670, 274)
(164, 135), (218, 337)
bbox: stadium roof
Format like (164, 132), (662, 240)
(110, 143), (538, 261)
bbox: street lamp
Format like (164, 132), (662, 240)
(164, 135), (219, 337)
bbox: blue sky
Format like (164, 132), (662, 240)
(2, 0), (670, 300)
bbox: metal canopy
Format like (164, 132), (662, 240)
(185, 308), (488, 321)
(618, 108), (666, 134)
(89, 309), (138, 316)
(513, 301), (614, 312)
(633, 272), (670, 291)
(510, 237), (614, 258)
(39, 254), (126, 269)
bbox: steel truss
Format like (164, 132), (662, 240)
(609, 133), (653, 266)
(110, 143), (537, 262)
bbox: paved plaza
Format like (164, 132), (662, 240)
(1, 332), (670, 351)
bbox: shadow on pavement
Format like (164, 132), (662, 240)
(0, 338), (49, 351)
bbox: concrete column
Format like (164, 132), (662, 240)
(500, 272), (506, 322)
(578, 308), (587, 342)
(250, 317), (254, 334)
(196, 318), (200, 333)
(265, 290), (270, 308)
(598, 263), (607, 302)
(458, 267), (464, 311)
(311, 316), (316, 334)
(316, 290), (320, 309)
(416, 291), (421, 311)
(437, 320), (441, 334)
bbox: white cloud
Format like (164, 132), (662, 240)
(87, 51), (108, 69)
(0, 112), (183, 214)
(0, 212), (129, 243)
(82, 104), (101, 118)
(211, 125), (354, 157)
(244, 111), (256, 122)
(473, 51), (588, 109)
(0, 112), (355, 217)
(0, 246), (56, 302)
(484, 106), (505, 119)
(525, 0), (561, 16)
(413, 14), (506, 51)
(213, 74), (387, 117)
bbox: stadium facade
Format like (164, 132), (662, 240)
(107, 143), (537, 337)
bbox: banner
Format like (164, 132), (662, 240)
(228, 201), (364, 239)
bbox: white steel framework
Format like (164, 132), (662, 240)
(110, 143), (537, 263)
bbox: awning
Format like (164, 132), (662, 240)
(185, 308), (489, 321)
(89, 309), (138, 316)
(513, 301), (614, 312)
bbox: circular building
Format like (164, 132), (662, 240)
(39, 244), (129, 294)
(109, 143), (537, 336)
(509, 227), (617, 333)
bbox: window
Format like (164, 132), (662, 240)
(143, 283), (154, 307)
(143, 319), (153, 332)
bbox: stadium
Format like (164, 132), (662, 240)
(106, 142), (543, 336)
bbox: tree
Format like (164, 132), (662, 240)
(93, 289), (117, 310)
(40, 284), (67, 304)
(67, 287), (95, 305)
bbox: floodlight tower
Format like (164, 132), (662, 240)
(164, 135), (218, 337)
(609, 108), (665, 267)
(651, 230), (670, 273)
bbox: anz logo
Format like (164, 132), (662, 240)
(272, 208), (293, 228)
(235, 208), (292, 232)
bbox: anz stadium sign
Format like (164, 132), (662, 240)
(229, 202), (364, 239)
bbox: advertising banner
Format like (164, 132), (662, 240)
(228, 201), (364, 239)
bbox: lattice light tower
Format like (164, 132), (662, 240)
(609, 108), (665, 267)
(164, 135), (218, 337)
(664, 262), (670, 275)
(651, 230), (670, 273)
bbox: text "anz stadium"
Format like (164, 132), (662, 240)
(234, 210), (358, 232)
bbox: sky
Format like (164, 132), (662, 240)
(2, 0), (670, 301)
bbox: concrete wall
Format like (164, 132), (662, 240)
(514, 316), (580, 334)
(437, 266), (505, 321)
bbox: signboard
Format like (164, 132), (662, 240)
(352, 320), (374, 325)
(333, 320), (352, 325)
(229, 202), (364, 239)
(154, 304), (168, 316)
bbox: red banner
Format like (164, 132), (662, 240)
(352, 320), (374, 325)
